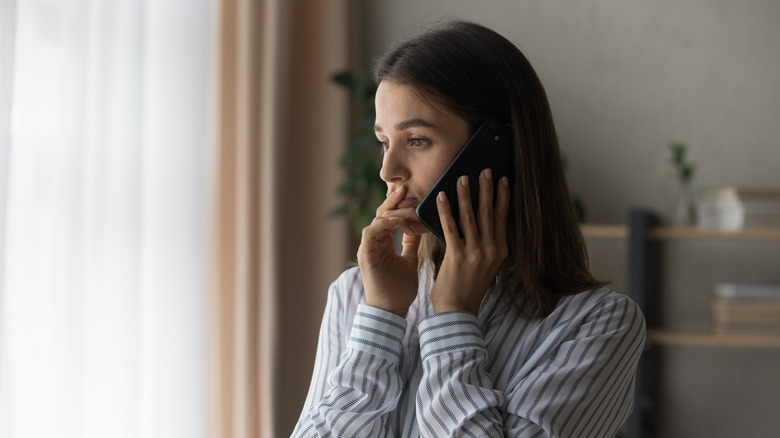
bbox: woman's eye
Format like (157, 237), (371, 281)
(409, 138), (429, 147)
(376, 140), (389, 153)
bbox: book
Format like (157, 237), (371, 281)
(712, 283), (780, 334)
(714, 283), (780, 300)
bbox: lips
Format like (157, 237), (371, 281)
(397, 197), (419, 209)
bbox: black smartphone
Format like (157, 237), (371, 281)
(415, 121), (514, 241)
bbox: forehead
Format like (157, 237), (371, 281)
(374, 81), (449, 129)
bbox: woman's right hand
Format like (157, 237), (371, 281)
(357, 186), (426, 317)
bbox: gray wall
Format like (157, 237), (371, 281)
(363, 0), (780, 224)
(362, 1), (780, 437)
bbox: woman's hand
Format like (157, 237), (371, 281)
(432, 169), (510, 315)
(357, 186), (427, 317)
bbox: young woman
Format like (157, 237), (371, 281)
(292, 21), (645, 437)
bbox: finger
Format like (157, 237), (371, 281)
(366, 216), (421, 237)
(401, 232), (421, 260)
(359, 217), (397, 266)
(436, 191), (461, 246)
(494, 176), (510, 249)
(361, 217), (393, 244)
(380, 207), (427, 234)
(394, 218), (428, 236)
(456, 175), (478, 243)
(477, 168), (494, 241)
(376, 186), (405, 217)
(380, 205), (419, 220)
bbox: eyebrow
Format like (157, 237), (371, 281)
(374, 118), (435, 133)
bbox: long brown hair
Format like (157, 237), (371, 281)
(373, 21), (606, 318)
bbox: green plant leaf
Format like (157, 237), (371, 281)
(331, 71), (354, 88)
(329, 69), (386, 239)
(667, 141), (696, 184)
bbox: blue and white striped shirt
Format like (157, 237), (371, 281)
(292, 267), (645, 437)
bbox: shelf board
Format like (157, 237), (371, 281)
(647, 329), (780, 349)
(580, 224), (628, 238)
(581, 225), (780, 241)
(648, 227), (780, 241)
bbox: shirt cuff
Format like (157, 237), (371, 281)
(348, 304), (407, 363)
(418, 311), (486, 362)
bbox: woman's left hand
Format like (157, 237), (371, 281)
(431, 169), (511, 315)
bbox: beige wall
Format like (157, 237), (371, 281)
(361, 1), (780, 437)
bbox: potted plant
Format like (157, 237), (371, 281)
(668, 141), (696, 226)
(330, 71), (385, 245)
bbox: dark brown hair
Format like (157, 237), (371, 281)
(373, 21), (606, 317)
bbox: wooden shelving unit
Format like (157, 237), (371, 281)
(582, 215), (780, 438)
(647, 330), (780, 349)
(582, 224), (780, 241)
(580, 224), (628, 238)
(582, 222), (780, 349)
(648, 226), (780, 241)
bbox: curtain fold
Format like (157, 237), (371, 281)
(0, 1), (15, 336)
(0, 1), (217, 437)
(0, 8), (16, 430)
(211, 0), (354, 436)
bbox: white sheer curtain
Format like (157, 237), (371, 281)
(0, 1), (217, 437)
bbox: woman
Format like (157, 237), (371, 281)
(292, 21), (645, 437)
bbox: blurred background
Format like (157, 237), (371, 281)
(1, 1), (778, 437)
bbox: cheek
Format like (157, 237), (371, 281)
(417, 161), (451, 194)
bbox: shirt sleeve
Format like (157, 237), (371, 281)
(414, 294), (646, 438)
(502, 294), (646, 437)
(415, 311), (505, 437)
(292, 288), (408, 438)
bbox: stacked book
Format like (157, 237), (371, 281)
(712, 283), (780, 334)
(697, 187), (780, 230)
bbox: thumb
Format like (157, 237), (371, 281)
(401, 233), (421, 260)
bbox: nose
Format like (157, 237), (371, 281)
(379, 143), (410, 184)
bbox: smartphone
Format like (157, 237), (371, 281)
(415, 121), (514, 241)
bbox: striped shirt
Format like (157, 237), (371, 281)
(292, 267), (645, 437)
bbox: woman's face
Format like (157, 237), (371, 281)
(374, 81), (471, 213)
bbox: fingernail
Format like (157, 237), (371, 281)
(460, 175), (468, 187)
(501, 177), (509, 186)
(438, 191), (446, 202)
(484, 168), (492, 180)
(395, 186), (402, 193)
